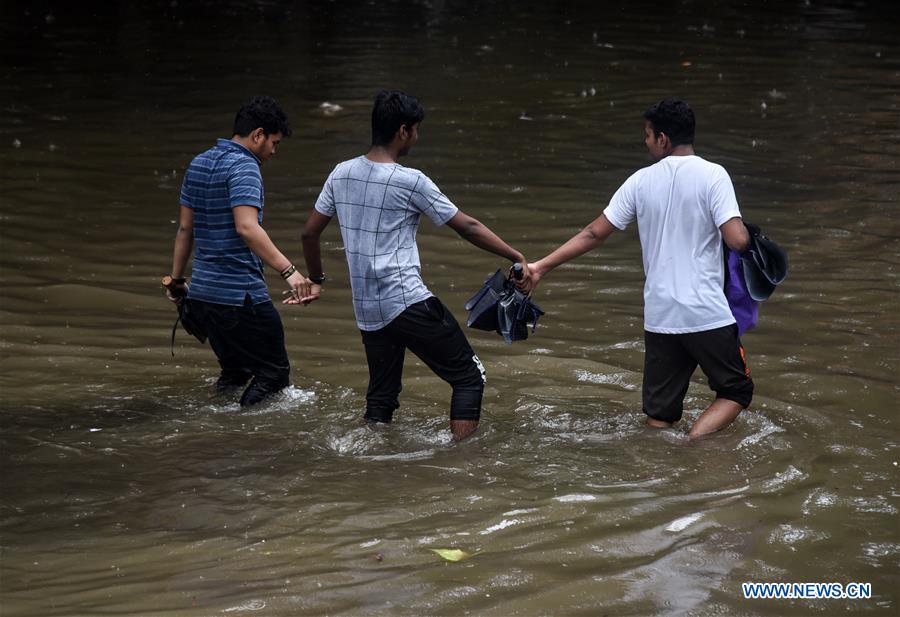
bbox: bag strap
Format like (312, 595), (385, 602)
(170, 312), (182, 357)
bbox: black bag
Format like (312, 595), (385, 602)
(170, 300), (207, 355)
(464, 269), (545, 344)
(740, 223), (789, 301)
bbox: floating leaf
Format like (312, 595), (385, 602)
(430, 548), (472, 562)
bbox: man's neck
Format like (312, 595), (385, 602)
(668, 144), (695, 157)
(231, 135), (252, 149)
(365, 145), (400, 163)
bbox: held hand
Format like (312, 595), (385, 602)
(300, 283), (322, 305)
(517, 262), (543, 294)
(512, 260), (533, 292)
(282, 271), (310, 305)
(283, 281), (321, 305)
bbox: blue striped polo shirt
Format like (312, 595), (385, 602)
(180, 139), (269, 306)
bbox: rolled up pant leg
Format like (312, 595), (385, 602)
(398, 297), (486, 421)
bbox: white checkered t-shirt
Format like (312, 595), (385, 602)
(314, 156), (459, 331)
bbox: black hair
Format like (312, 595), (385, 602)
(371, 90), (425, 146)
(233, 96), (292, 138)
(643, 99), (695, 146)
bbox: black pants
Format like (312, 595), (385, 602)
(361, 297), (486, 422)
(189, 298), (290, 406)
(643, 324), (753, 423)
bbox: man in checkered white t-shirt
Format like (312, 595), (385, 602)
(297, 90), (529, 441)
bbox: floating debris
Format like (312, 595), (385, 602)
(12, 138), (21, 149)
(318, 102), (343, 116)
(666, 512), (704, 532)
(768, 88), (787, 100)
(430, 548), (473, 562)
(518, 111), (533, 121)
(223, 599), (266, 612)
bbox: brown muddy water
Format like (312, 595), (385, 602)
(1, 1), (898, 616)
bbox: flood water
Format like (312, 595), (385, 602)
(1, 1), (898, 615)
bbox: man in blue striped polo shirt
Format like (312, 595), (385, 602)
(165, 96), (312, 406)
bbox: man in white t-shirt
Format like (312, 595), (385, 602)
(519, 99), (753, 438)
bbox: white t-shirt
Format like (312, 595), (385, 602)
(603, 155), (742, 334)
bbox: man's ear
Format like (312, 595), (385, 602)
(397, 124), (410, 141)
(251, 127), (266, 144)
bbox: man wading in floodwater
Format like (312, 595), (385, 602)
(293, 90), (529, 441)
(165, 96), (313, 406)
(518, 99), (754, 438)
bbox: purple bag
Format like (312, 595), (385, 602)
(724, 247), (759, 336)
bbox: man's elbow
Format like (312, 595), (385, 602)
(235, 222), (258, 240)
(457, 218), (481, 239)
(727, 231), (750, 252)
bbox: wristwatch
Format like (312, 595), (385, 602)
(309, 273), (326, 285)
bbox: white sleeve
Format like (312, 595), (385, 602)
(410, 173), (458, 226)
(603, 170), (640, 230)
(708, 165), (742, 227)
(313, 169), (337, 217)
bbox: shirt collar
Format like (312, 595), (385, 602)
(216, 138), (261, 164)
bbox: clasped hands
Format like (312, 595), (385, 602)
(283, 258), (544, 306)
(511, 260), (545, 295)
(282, 271), (321, 306)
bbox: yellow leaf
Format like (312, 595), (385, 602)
(430, 548), (472, 562)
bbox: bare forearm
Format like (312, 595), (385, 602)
(239, 226), (292, 273)
(534, 225), (608, 276)
(457, 219), (523, 263)
(171, 228), (193, 278)
(301, 233), (323, 278)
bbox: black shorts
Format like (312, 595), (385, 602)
(361, 297), (486, 423)
(643, 323), (753, 423)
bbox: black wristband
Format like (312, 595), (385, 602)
(170, 277), (187, 285)
(310, 273), (326, 285)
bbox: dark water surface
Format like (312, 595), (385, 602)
(1, 1), (898, 615)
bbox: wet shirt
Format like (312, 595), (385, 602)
(603, 155), (742, 334)
(180, 139), (269, 306)
(314, 156), (459, 331)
